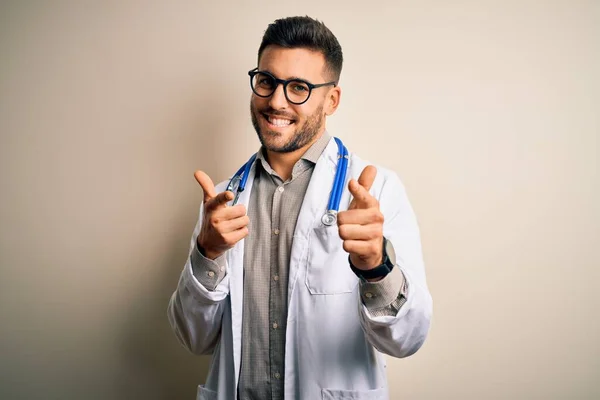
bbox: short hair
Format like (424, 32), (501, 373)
(258, 16), (343, 83)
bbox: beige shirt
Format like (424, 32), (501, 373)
(191, 133), (407, 400)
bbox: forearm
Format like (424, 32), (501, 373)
(167, 258), (229, 355)
(359, 267), (432, 358)
(191, 242), (228, 290)
(359, 267), (407, 317)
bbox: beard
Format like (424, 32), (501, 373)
(251, 102), (324, 153)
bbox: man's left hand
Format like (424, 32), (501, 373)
(337, 165), (384, 271)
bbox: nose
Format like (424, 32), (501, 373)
(268, 83), (289, 110)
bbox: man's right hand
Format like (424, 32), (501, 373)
(194, 170), (250, 260)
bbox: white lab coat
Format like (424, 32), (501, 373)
(168, 137), (432, 400)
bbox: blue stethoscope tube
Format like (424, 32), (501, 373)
(226, 153), (257, 205)
(226, 137), (348, 226)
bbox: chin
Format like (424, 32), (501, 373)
(259, 130), (295, 152)
(251, 104), (319, 153)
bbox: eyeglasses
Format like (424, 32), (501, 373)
(248, 68), (336, 105)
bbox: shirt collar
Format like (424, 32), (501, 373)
(255, 132), (331, 175)
(301, 132), (331, 164)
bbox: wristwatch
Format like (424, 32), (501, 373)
(349, 237), (396, 280)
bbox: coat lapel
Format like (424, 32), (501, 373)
(226, 161), (256, 390)
(288, 138), (339, 300)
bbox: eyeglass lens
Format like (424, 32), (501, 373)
(251, 72), (311, 104)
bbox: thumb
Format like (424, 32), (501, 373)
(194, 170), (217, 203)
(357, 165), (377, 191)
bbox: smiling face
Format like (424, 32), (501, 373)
(250, 45), (341, 153)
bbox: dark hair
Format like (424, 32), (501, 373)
(258, 16), (343, 83)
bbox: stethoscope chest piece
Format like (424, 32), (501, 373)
(321, 210), (338, 226)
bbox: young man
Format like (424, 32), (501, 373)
(168, 16), (432, 400)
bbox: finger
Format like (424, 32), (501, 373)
(337, 209), (384, 226)
(207, 204), (247, 226)
(222, 227), (249, 246)
(218, 215), (250, 234)
(205, 190), (234, 211)
(212, 204), (247, 220)
(357, 165), (377, 191)
(338, 223), (382, 241)
(347, 179), (378, 209)
(342, 239), (379, 256)
(195, 170), (217, 202)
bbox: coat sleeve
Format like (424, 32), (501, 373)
(358, 172), (433, 358)
(167, 201), (230, 355)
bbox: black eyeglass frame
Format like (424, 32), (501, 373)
(248, 68), (337, 105)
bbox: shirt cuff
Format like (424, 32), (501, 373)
(190, 242), (227, 291)
(359, 267), (408, 317)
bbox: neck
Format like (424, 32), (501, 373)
(265, 131), (324, 181)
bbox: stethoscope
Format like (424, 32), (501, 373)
(226, 137), (349, 226)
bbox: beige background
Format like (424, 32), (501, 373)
(1, 1), (598, 399)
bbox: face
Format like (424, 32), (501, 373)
(250, 46), (341, 153)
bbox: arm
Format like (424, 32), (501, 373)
(167, 170), (249, 355)
(167, 201), (231, 355)
(358, 173), (432, 358)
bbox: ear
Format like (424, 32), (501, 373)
(324, 85), (342, 116)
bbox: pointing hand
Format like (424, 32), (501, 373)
(336, 165), (384, 271)
(194, 170), (249, 260)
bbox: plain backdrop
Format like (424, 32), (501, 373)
(1, 1), (598, 399)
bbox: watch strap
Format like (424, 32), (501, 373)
(349, 238), (394, 280)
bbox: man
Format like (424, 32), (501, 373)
(168, 16), (432, 400)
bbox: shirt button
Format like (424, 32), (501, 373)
(278, 186), (284, 193)
(273, 229), (280, 235)
(364, 292), (373, 299)
(273, 275), (279, 281)
(274, 372), (281, 379)
(273, 322), (278, 329)
(207, 271), (215, 278)
(220, 266), (225, 272)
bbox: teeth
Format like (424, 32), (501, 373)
(268, 116), (292, 127)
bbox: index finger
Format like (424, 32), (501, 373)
(348, 179), (378, 209)
(205, 190), (234, 211)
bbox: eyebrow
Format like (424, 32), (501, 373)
(261, 69), (310, 82)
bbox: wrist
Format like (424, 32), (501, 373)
(349, 237), (395, 281)
(198, 242), (222, 260)
(349, 254), (383, 270)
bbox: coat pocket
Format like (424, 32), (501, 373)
(196, 385), (218, 400)
(306, 226), (359, 295)
(322, 387), (387, 400)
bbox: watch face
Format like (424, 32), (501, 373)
(385, 239), (396, 266)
